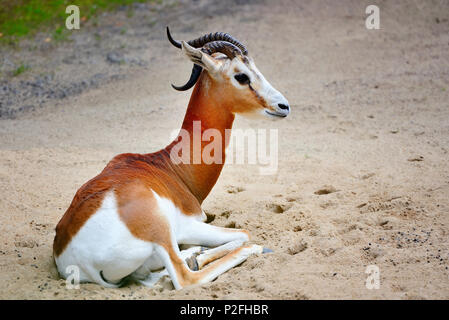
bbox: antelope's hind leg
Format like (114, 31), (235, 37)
(122, 188), (262, 289)
(131, 220), (262, 288)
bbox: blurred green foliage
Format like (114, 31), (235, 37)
(0, 0), (157, 43)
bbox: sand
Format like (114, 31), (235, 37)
(0, 0), (448, 299)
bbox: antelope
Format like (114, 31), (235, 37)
(53, 27), (290, 289)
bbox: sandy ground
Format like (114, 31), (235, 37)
(1, 0), (449, 299)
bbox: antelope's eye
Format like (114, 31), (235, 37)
(234, 73), (250, 85)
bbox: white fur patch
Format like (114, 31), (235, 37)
(55, 190), (204, 285)
(55, 192), (154, 283)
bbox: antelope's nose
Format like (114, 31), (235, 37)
(276, 103), (290, 116)
(278, 103), (290, 111)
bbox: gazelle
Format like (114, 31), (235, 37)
(53, 27), (290, 289)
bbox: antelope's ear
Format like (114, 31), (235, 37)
(181, 41), (221, 74)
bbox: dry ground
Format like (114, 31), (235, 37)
(0, 0), (449, 299)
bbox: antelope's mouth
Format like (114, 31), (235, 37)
(265, 110), (288, 118)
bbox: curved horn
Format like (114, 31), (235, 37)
(171, 42), (243, 91)
(201, 41), (243, 60)
(167, 27), (248, 91)
(188, 32), (248, 55)
(167, 27), (248, 55)
(171, 64), (203, 91)
(166, 26), (182, 49)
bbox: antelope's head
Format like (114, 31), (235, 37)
(167, 27), (290, 119)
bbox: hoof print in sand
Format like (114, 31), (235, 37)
(266, 203), (293, 214)
(287, 241), (308, 255)
(204, 211), (215, 223)
(226, 185), (245, 194)
(314, 185), (338, 195)
(220, 210), (231, 219)
(225, 221), (238, 228)
(407, 155), (424, 162)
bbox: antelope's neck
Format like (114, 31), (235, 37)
(164, 74), (235, 203)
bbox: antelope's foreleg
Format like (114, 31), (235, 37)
(156, 240), (263, 289)
(195, 239), (245, 269)
(178, 219), (250, 247)
(176, 220), (256, 271)
(157, 220), (263, 288)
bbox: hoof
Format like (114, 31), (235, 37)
(186, 256), (199, 271)
(262, 247), (274, 254)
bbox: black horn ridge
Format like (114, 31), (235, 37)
(187, 32), (248, 56)
(167, 27), (248, 91)
(167, 27), (248, 55)
(201, 41), (243, 59)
